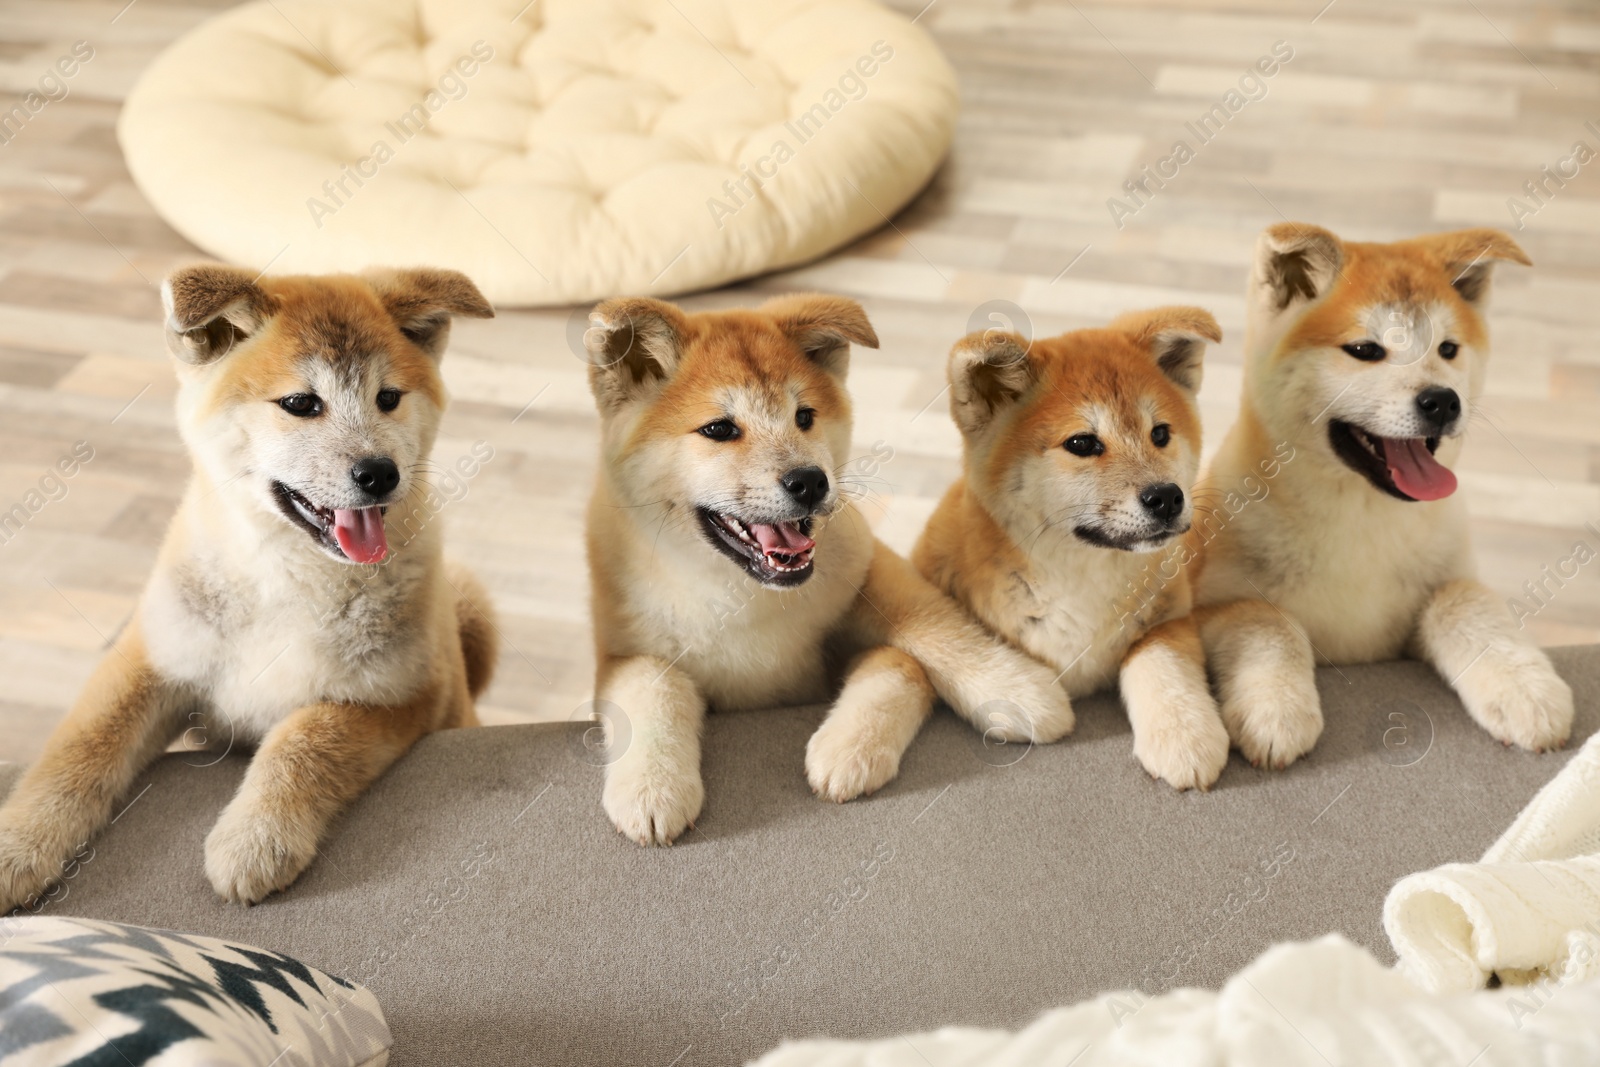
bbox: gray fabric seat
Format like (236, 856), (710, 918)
(5, 648), (1597, 1066)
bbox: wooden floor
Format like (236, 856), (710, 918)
(2, 0), (1598, 763)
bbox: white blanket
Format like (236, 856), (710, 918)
(1385, 730), (1600, 994)
(750, 734), (1600, 1066)
(752, 936), (1600, 1065)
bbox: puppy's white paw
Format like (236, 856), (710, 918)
(1458, 650), (1573, 753)
(1134, 706), (1230, 792)
(0, 823), (58, 913)
(1225, 702), (1323, 770)
(986, 665), (1075, 744)
(806, 718), (901, 803)
(603, 759), (704, 846)
(204, 803), (316, 906)
(1220, 667), (1323, 770)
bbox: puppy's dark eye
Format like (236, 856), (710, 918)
(376, 388), (402, 412)
(796, 408), (815, 431)
(1438, 341), (1459, 360)
(1341, 341), (1386, 362)
(1151, 424), (1171, 448)
(278, 393), (322, 418)
(1064, 433), (1104, 457)
(698, 419), (739, 441)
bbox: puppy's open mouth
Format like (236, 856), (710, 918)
(1327, 421), (1457, 502)
(697, 507), (815, 586)
(272, 482), (389, 564)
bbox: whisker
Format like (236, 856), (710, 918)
(603, 498), (673, 511)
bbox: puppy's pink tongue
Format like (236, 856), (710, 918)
(749, 521), (814, 556)
(333, 507), (388, 563)
(1383, 437), (1457, 501)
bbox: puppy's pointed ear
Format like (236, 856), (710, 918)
(365, 267), (494, 359)
(161, 264), (272, 365)
(1254, 222), (1344, 314)
(759, 293), (878, 378)
(1112, 306), (1221, 392)
(585, 297), (689, 411)
(948, 330), (1031, 435)
(1409, 228), (1531, 305)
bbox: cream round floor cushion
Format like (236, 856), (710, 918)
(118, 0), (958, 307)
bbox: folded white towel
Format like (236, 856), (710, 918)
(1385, 732), (1600, 993)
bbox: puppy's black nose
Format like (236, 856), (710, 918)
(1138, 482), (1184, 523)
(1415, 386), (1461, 430)
(780, 466), (829, 509)
(351, 456), (400, 499)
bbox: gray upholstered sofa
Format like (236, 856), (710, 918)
(4, 649), (1596, 1065)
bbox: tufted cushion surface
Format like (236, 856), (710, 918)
(117, 0), (959, 306)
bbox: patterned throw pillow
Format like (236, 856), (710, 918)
(0, 916), (391, 1066)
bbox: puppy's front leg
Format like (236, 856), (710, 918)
(598, 655), (705, 846)
(1196, 599), (1322, 769)
(806, 647), (933, 803)
(0, 620), (183, 912)
(1120, 616), (1229, 791)
(1412, 579), (1572, 752)
(205, 697), (434, 904)
(856, 542), (1074, 744)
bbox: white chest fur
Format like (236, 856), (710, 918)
(603, 504), (874, 712)
(141, 515), (435, 741)
(1198, 466), (1473, 663)
(995, 537), (1170, 698)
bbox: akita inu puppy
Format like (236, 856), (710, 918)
(1193, 223), (1572, 766)
(914, 308), (1232, 791)
(583, 294), (1074, 844)
(0, 264), (498, 908)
